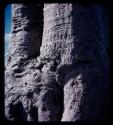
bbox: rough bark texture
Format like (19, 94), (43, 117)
(5, 3), (110, 121)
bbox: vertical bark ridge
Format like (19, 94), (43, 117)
(57, 4), (110, 121)
(5, 4), (44, 121)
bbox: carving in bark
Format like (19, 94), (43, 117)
(5, 3), (110, 121)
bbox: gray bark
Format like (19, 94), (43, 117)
(5, 4), (62, 121)
(5, 3), (110, 121)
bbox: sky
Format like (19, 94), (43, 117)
(5, 4), (11, 66)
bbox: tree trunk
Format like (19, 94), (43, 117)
(5, 3), (110, 121)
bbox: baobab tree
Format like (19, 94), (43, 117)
(5, 3), (110, 121)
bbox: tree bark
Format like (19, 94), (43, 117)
(5, 3), (110, 121)
(5, 4), (62, 121)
